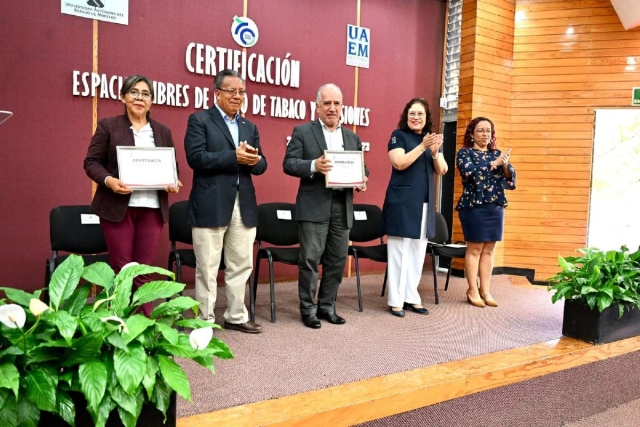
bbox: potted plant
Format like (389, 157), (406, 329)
(548, 246), (640, 344)
(0, 254), (232, 427)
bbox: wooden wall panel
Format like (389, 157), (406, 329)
(517, 0), (616, 12)
(506, 0), (640, 280)
(455, 0), (516, 268)
(455, 0), (640, 281)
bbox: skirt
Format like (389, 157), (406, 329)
(458, 203), (504, 242)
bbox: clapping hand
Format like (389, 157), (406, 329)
(237, 141), (261, 166)
(244, 142), (259, 155)
(421, 133), (443, 157)
(491, 148), (512, 170)
(502, 148), (512, 165)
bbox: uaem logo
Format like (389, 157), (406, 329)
(87, 0), (105, 7)
(231, 16), (259, 48)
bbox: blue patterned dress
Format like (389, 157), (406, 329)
(455, 147), (516, 241)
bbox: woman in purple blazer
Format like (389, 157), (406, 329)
(84, 74), (181, 316)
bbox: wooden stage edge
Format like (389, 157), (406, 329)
(178, 335), (640, 427)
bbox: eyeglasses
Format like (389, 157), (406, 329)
(217, 88), (247, 96)
(409, 112), (425, 118)
(128, 90), (152, 100)
(320, 101), (342, 107)
(474, 128), (491, 134)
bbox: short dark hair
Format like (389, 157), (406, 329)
(214, 69), (244, 90)
(463, 117), (497, 150)
(120, 74), (154, 101)
(397, 98), (433, 134)
(120, 74), (154, 118)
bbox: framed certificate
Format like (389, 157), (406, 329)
(116, 146), (178, 190)
(324, 150), (366, 188)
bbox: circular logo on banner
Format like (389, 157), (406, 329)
(231, 16), (259, 48)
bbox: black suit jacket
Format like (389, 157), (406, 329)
(184, 106), (267, 227)
(84, 114), (176, 223)
(283, 120), (368, 229)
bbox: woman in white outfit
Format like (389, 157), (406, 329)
(380, 98), (448, 317)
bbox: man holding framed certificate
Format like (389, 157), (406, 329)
(283, 83), (369, 329)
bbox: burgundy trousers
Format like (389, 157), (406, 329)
(101, 207), (164, 316)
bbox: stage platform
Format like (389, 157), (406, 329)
(174, 273), (640, 426)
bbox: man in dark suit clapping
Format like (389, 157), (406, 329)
(283, 84), (368, 329)
(185, 69), (266, 334)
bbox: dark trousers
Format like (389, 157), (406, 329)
(101, 207), (164, 316)
(297, 192), (350, 315)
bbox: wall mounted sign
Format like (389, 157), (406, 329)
(231, 16), (259, 48)
(632, 87), (640, 106)
(61, 0), (128, 25)
(346, 24), (370, 68)
(68, 14), (371, 126)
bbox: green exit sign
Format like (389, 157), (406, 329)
(633, 87), (640, 106)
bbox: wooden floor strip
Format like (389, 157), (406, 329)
(178, 336), (640, 427)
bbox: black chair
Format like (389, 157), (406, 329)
(167, 201), (196, 285)
(348, 204), (385, 311)
(167, 200), (224, 285)
(251, 202), (299, 323)
(429, 212), (467, 304)
(45, 205), (109, 286)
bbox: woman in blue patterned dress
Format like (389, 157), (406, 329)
(456, 117), (516, 308)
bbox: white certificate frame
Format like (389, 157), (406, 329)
(116, 146), (178, 190)
(324, 150), (366, 188)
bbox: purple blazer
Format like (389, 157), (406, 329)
(83, 114), (176, 223)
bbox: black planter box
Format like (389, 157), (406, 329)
(562, 299), (640, 344)
(39, 392), (176, 427)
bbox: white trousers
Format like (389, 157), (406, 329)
(192, 194), (255, 323)
(387, 203), (429, 308)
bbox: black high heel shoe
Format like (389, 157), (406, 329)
(390, 307), (405, 317)
(403, 303), (429, 315)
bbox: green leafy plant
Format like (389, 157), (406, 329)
(548, 246), (640, 317)
(0, 254), (232, 427)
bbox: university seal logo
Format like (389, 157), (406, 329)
(231, 16), (259, 48)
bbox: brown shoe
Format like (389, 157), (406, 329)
(480, 292), (498, 307)
(466, 291), (485, 308)
(224, 321), (263, 334)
